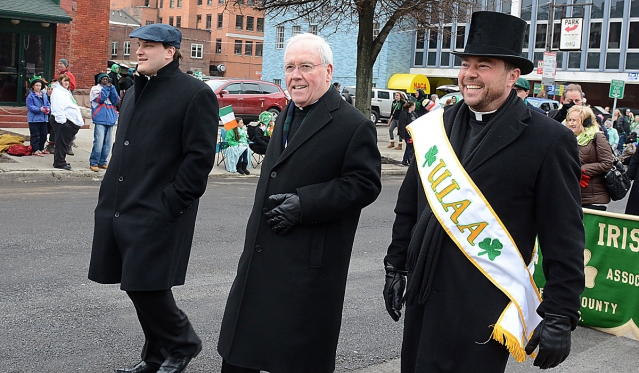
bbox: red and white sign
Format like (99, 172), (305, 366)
(560, 18), (583, 51)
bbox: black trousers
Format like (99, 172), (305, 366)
(52, 119), (78, 167)
(221, 360), (260, 373)
(126, 290), (201, 366)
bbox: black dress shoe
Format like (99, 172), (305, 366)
(53, 164), (72, 171)
(114, 361), (160, 373)
(157, 345), (202, 373)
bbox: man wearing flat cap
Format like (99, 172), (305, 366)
(88, 23), (219, 373)
(514, 77), (546, 115)
(383, 11), (584, 372)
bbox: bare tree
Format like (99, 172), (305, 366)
(246, 0), (479, 120)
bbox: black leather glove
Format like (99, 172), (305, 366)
(264, 193), (301, 234)
(558, 101), (575, 118)
(383, 262), (407, 322)
(525, 313), (572, 369)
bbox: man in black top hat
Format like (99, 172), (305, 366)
(383, 11), (584, 372)
(88, 23), (219, 373)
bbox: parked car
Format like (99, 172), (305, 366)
(526, 98), (560, 114)
(205, 79), (288, 120)
(344, 86), (408, 123)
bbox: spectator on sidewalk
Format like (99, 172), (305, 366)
(56, 59), (76, 92)
(605, 119), (619, 155)
(108, 63), (122, 98)
(549, 83), (584, 123)
(89, 73), (119, 172)
(224, 117), (252, 175)
(249, 111), (272, 155)
(26, 76), (51, 156)
(387, 92), (406, 150)
(50, 74), (83, 170)
(398, 101), (417, 166)
(613, 108), (630, 155)
(513, 78), (545, 115)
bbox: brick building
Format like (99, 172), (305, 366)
(1, 0), (109, 106)
(110, 0), (264, 79)
(109, 9), (212, 73)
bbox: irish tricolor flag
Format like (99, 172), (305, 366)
(219, 105), (238, 130)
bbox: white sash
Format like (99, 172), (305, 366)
(407, 109), (543, 362)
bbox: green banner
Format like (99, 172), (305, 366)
(534, 208), (639, 338)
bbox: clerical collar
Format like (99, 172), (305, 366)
(469, 107), (497, 122)
(295, 100), (319, 110)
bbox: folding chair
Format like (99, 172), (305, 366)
(216, 128), (228, 167)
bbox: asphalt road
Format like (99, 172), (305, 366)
(0, 177), (638, 373)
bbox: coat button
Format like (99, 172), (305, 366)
(270, 171), (277, 178)
(255, 245), (262, 253)
(124, 140), (130, 146)
(114, 212), (120, 218)
(118, 176), (124, 182)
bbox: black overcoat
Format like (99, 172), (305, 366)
(88, 60), (219, 291)
(217, 88), (382, 373)
(385, 100), (585, 372)
(625, 149), (639, 215)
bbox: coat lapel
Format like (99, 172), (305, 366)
(464, 99), (531, 174)
(272, 89), (340, 168)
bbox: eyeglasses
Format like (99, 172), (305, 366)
(284, 63), (322, 74)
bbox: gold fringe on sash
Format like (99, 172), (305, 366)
(490, 324), (528, 363)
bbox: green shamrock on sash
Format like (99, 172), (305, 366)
(478, 238), (503, 261)
(424, 146), (438, 167)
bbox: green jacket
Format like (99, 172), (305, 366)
(226, 127), (248, 146)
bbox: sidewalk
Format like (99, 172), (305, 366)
(0, 122), (409, 182)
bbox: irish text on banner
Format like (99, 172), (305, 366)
(220, 105), (238, 130)
(534, 209), (639, 338)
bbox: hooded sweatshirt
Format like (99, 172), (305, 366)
(90, 79), (119, 125)
(50, 82), (83, 127)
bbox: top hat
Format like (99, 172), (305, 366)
(452, 11), (534, 75)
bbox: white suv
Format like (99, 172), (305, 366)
(344, 86), (408, 123)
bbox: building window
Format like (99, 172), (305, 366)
(255, 42), (263, 57)
(427, 29), (437, 66)
(273, 79), (281, 86)
(197, 0), (202, 4)
(217, 13), (223, 28)
(208, 0), (212, 4)
(206, 14), (212, 29)
(145, 0), (150, 5)
(236, 15), (244, 30)
(191, 44), (203, 59)
(414, 30), (425, 66)
(257, 18), (264, 32)
(373, 22), (380, 39)
(159, 17), (162, 23)
(216, 38), (222, 54)
(159, 0), (163, 8)
(169, 16), (174, 25)
(196, 15), (202, 29)
(170, 0), (174, 8)
(248, 0), (254, 5)
(628, 22), (639, 69)
(177, 0), (182, 7)
(606, 21), (622, 69)
(440, 25), (451, 67)
(219, 0), (224, 3)
(247, 16), (254, 31)
(146, 20), (154, 25)
(276, 26), (284, 49)
(309, 24), (318, 35)
(587, 22), (602, 69)
(111, 42), (118, 56)
(292, 25), (301, 36)
(123, 41), (131, 56)
(234, 40), (242, 54)
(245, 41), (253, 55)
(238, 0), (244, 3)
(176, 16), (181, 27)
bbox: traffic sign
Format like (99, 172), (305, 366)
(609, 80), (625, 99)
(560, 18), (583, 51)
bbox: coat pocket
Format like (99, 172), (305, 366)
(309, 225), (326, 268)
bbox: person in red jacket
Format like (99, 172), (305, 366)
(56, 58), (76, 92)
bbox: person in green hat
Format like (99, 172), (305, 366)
(514, 77), (546, 115)
(108, 63), (122, 97)
(249, 111), (273, 155)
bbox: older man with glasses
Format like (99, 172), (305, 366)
(217, 33), (382, 373)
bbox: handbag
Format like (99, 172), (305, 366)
(605, 157), (631, 200)
(595, 133), (632, 200)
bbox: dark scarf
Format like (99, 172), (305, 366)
(405, 90), (521, 305)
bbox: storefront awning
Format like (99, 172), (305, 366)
(0, 0), (72, 24)
(387, 74), (430, 94)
